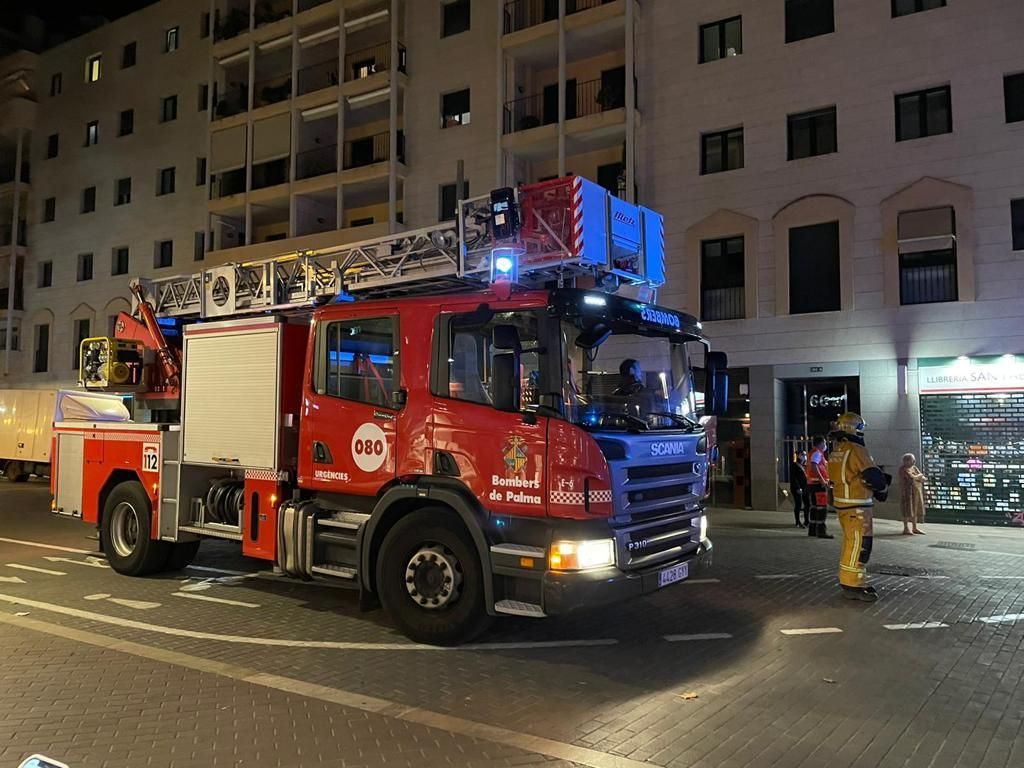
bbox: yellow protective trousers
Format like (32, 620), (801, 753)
(838, 506), (873, 588)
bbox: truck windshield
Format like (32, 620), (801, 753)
(560, 320), (698, 432)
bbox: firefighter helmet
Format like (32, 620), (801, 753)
(836, 411), (865, 437)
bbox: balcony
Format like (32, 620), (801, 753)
(504, 76), (624, 133)
(503, 0), (616, 34)
(255, 0), (292, 29)
(211, 168), (247, 200)
(700, 286), (745, 322)
(255, 72), (293, 108)
(342, 42), (407, 100)
(214, 5), (250, 42)
(343, 131), (405, 171)
(298, 59), (340, 96)
(215, 85), (249, 119)
(297, 144), (338, 180)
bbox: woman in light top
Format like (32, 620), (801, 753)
(899, 453), (927, 535)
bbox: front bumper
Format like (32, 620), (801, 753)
(541, 538), (713, 615)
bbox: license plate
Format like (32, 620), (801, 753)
(658, 562), (688, 588)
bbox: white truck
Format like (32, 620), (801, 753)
(0, 389), (56, 481)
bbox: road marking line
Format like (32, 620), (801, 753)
(0, 576), (26, 584)
(184, 564), (255, 576)
(5, 563), (67, 576)
(884, 622), (949, 630)
(43, 556), (108, 569)
(0, 612), (651, 768)
(780, 627), (843, 636)
(978, 613), (1024, 625)
(981, 576), (1024, 580)
(172, 592), (261, 609)
(663, 633), (733, 642)
(107, 598), (161, 611)
(755, 574), (800, 580)
(681, 578), (720, 585)
(0, 593), (615, 652)
(83, 594), (111, 601)
(977, 550), (1024, 559)
(0, 537), (92, 554)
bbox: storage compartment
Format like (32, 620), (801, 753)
(54, 433), (84, 517)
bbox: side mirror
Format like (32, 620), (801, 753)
(705, 351), (729, 416)
(491, 324), (521, 413)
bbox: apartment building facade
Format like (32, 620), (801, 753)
(2, 0), (1022, 522)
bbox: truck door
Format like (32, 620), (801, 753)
(431, 307), (550, 518)
(302, 313), (400, 497)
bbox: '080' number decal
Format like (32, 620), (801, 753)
(351, 422), (388, 472)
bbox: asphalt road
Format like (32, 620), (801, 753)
(1, 478), (1023, 768)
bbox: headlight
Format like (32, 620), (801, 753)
(700, 514), (709, 542)
(549, 539), (615, 571)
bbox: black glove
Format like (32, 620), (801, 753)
(873, 489), (889, 502)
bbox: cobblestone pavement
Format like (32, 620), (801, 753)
(1, 479), (1023, 768)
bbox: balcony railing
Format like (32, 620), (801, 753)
(252, 158), (289, 190)
(214, 7), (249, 41)
(503, 76), (627, 134)
(344, 42), (407, 83)
(899, 250), (958, 305)
(298, 0), (332, 11)
(297, 144), (337, 179)
(211, 168), (246, 199)
(255, 72), (292, 107)
(701, 286), (745, 322)
(342, 131), (404, 170)
(215, 87), (249, 119)
(255, 0), (291, 28)
(298, 60), (340, 95)
(503, 0), (616, 34)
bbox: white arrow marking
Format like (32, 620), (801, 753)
(107, 598), (161, 610)
(978, 613), (1024, 624)
(84, 594), (111, 601)
(44, 556), (108, 569)
(172, 592), (260, 608)
(0, 576), (26, 584)
(884, 622), (949, 630)
(5, 564), (67, 576)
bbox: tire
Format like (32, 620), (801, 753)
(165, 540), (201, 571)
(4, 462), (28, 482)
(100, 481), (170, 576)
(377, 509), (492, 646)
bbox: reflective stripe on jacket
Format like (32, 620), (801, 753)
(828, 439), (875, 508)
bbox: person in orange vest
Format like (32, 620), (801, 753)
(827, 412), (892, 602)
(804, 436), (833, 539)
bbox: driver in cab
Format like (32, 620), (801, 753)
(613, 358), (661, 420)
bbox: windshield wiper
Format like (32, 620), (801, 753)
(649, 411), (698, 431)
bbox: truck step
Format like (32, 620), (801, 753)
(311, 564), (357, 580)
(317, 511), (369, 531)
(494, 599), (546, 618)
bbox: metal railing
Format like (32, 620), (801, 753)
(503, 0), (615, 33)
(503, 92), (547, 134)
(296, 144), (337, 179)
(700, 286), (745, 322)
(211, 168), (246, 199)
(343, 131), (404, 170)
(252, 158), (289, 190)
(344, 42), (407, 82)
(215, 89), (249, 119)
(254, 72), (292, 107)
(298, 60), (340, 95)
(503, 76), (626, 134)
(899, 255), (957, 305)
(254, 0), (291, 28)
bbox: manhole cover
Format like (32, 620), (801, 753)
(871, 564), (941, 578)
(929, 541), (977, 551)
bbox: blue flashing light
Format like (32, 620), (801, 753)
(495, 256), (514, 274)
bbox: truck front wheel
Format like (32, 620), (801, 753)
(101, 481), (170, 576)
(378, 509), (491, 646)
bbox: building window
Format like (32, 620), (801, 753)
(1005, 73), (1024, 124)
(1013, 199), (1024, 251)
(85, 120), (99, 146)
(700, 237), (745, 321)
(441, 89), (471, 128)
(86, 54), (102, 82)
(33, 324), (49, 373)
(155, 239), (173, 268)
(196, 157), (207, 186)
(895, 85), (952, 141)
(46, 133), (59, 158)
(165, 26), (180, 53)
(122, 42), (136, 68)
(112, 246), (130, 276)
(892, 0), (945, 17)
(194, 231), (206, 261)
(788, 106), (837, 160)
(789, 221), (840, 314)
(439, 180), (468, 221)
(699, 16), (742, 63)
(785, 0), (834, 43)
(50, 73), (62, 96)
(38, 261), (52, 288)
(119, 108), (134, 136)
(73, 318), (91, 369)
(701, 128), (744, 174)
(77, 253), (94, 282)
(158, 167), (176, 196)
(442, 0), (471, 37)
(81, 186), (96, 213)
(320, 317), (397, 406)
(42, 197), (56, 223)
(115, 177), (132, 206)
(200, 12), (211, 38)
(198, 83), (209, 111)
(897, 207), (957, 304)
(161, 95), (178, 123)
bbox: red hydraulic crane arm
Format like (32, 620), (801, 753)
(127, 282), (181, 384)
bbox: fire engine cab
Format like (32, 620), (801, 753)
(51, 177), (729, 644)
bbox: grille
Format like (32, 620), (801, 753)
(628, 461), (693, 480)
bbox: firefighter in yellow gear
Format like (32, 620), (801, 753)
(827, 412), (892, 602)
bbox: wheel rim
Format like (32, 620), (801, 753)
(404, 543), (463, 610)
(109, 501), (141, 558)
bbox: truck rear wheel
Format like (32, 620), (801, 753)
(4, 462), (28, 482)
(378, 509), (491, 646)
(101, 481), (170, 576)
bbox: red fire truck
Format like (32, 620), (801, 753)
(51, 178), (728, 644)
